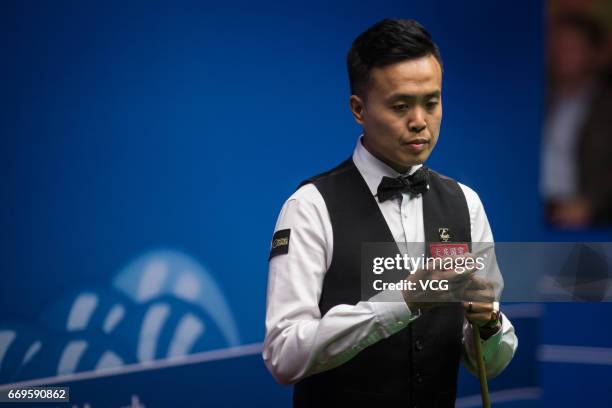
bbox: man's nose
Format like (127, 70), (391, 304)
(408, 108), (427, 133)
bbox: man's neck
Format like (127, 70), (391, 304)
(556, 76), (596, 98)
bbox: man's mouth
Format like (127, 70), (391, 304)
(403, 138), (429, 153)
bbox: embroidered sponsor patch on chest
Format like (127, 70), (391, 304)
(269, 229), (291, 259)
(429, 243), (469, 258)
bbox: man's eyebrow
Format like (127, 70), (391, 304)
(387, 90), (441, 102)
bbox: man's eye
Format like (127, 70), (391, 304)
(392, 104), (409, 111)
(426, 101), (439, 110)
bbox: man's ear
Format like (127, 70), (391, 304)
(349, 95), (365, 125)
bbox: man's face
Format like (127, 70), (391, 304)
(350, 54), (443, 171)
(549, 26), (597, 84)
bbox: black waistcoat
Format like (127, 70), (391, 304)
(293, 158), (471, 408)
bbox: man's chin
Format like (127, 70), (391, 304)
(388, 158), (425, 173)
(398, 153), (429, 167)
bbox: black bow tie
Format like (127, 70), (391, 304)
(377, 167), (429, 202)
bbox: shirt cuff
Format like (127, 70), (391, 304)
(464, 316), (503, 363)
(480, 326), (503, 363)
(369, 289), (421, 337)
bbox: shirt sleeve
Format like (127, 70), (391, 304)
(462, 312), (518, 378)
(459, 183), (519, 378)
(262, 184), (420, 385)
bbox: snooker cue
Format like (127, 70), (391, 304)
(472, 324), (491, 408)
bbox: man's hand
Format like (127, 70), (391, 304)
(401, 254), (475, 311)
(462, 275), (501, 339)
(462, 275), (496, 325)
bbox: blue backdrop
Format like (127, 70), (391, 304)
(1, 0), (611, 406)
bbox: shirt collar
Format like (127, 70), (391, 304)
(352, 135), (423, 197)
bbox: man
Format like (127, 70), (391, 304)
(542, 13), (612, 227)
(263, 19), (517, 407)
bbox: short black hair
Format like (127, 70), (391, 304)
(347, 19), (443, 96)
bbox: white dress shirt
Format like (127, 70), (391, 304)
(541, 86), (594, 200)
(263, 137), (518, 385)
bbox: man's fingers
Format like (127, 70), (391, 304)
(465, 312), (493, 325)
(431, 267), (474, 282)
(462, 275), (495, 302)
(462, 301), (493, 314)
(463, 301), (495, 325)
(464, 288), (495, 303)
(467, 275), (493, 290)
